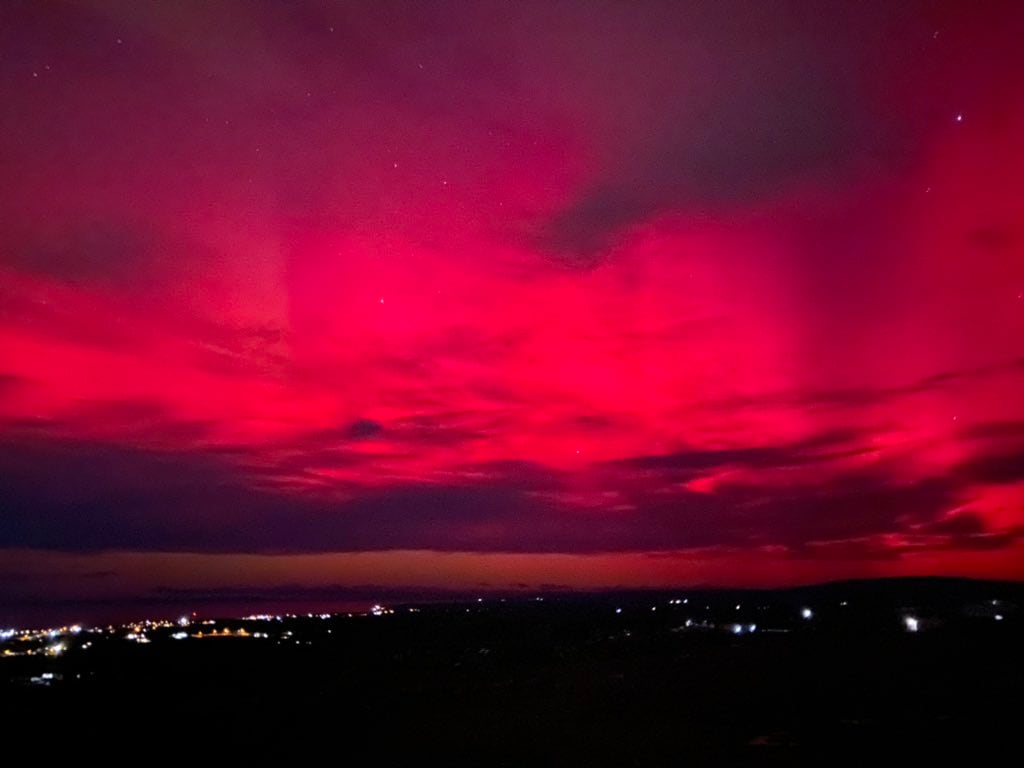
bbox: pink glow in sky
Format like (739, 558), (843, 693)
(2, 1), (1024, 620)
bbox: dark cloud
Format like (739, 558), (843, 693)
(960, 420), (1024, 441)
(922, 511), (987, 537)
(534, 0), (917, 263)
(598, 473), (961, 551)
(300, 412), (489, 451)
(563, 413), (622, 432)
(605, 429), (867, 475)
(345, 418), (384, 440)
(540, 77), (857, 260)
(456, 460), (564, 491)
(956, 449), (1024, 485)
(900, 511), (1024, 553)
(0, 429), (997, 556)
(4, 398), (216, 445)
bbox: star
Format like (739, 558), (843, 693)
(955, 113), (963, 122)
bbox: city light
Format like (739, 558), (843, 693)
(1, 593), (1018, 675)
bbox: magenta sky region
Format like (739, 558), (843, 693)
(2, 1), (1023, 621)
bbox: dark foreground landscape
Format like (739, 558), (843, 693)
(3, 577), (1022, 764)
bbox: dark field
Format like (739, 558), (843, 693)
(3, 579), (1022, 764)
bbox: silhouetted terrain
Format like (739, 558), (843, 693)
(3, 578), (1021, 763)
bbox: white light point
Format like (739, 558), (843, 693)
(904, 616), (919, 633)
(801, 608), (813, 620)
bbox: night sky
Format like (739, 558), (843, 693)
(2, 1), (1024, 620)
